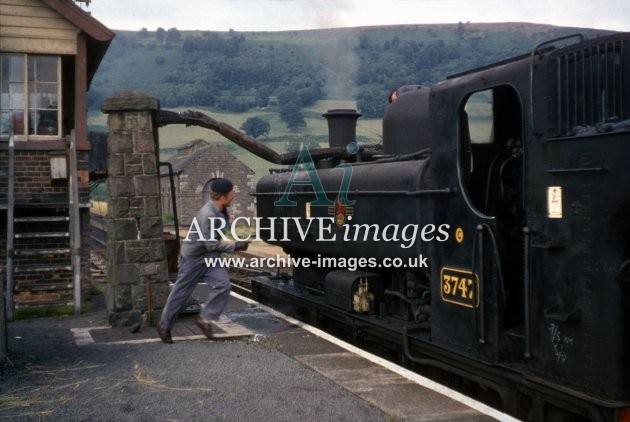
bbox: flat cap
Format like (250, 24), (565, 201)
(211, 178), (234, 194)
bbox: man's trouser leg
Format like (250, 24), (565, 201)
(160, 256), (207, 328)
(200, 265), (231, 321)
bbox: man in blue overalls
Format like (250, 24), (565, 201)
(158, 178), (249, 343)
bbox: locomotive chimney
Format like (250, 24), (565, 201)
(323, 109), (361, 149)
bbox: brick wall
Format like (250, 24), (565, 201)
(161, 143), (256, 228)
(0, 149), (89, 204)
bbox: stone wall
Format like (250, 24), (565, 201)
(101, 91), (170, 327)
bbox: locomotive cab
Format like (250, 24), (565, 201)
(460, 86), (525, 330)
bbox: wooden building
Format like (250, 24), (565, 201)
(160, 140), (256, 229)
(0, 0), (114, 318)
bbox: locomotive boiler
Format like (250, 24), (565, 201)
(252, 32), (630, 421)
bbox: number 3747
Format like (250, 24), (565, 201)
(440, 267), (479, 308)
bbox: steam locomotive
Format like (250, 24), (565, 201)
(250, 31), (630, 421)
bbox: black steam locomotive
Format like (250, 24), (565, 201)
(250, 31), (630, 421)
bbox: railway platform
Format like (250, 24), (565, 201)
(1, 284), (515, 421)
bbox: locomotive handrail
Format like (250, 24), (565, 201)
(350, 147), (431, 165)
(546, 167), (607, 175)
(472, 225), (485, 344)
(253, 188), (453, 196)
(471, 223), (507, 344)
(523, 227), (532, 359)
(531, 33), (584, 59)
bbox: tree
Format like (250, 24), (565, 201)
(357, 88), (388, 118)
(359, 35), (371, 50)
(275, 86), (297, 105)
(166, 27), (181, 43)
(156, 27), (165, 43)
(241, 117), (270, 139)
(255, 86), (272, 108)
(457, 21), (466, 38)
(297, 87), (318, 107)
(280, 101), (306, 130)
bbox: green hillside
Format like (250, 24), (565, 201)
(88, 23), (612, 181)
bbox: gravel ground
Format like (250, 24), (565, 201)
(0, 299), (387, 421)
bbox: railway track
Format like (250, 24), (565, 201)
(228, 265), (269, 298)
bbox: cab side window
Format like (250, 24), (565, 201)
(460, 86), (522, 217)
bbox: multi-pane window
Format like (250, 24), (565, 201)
(1, 54), (61, 140)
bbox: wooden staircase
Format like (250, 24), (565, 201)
(4, 133), (82, 319)
(11, 212), (74, 308)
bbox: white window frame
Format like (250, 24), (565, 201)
(1, 53), (62, 141)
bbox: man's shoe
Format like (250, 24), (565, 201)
(194, 316), (214, 339)
(157, 323), (173, 344)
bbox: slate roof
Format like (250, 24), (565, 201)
(160, 140), (254, 176)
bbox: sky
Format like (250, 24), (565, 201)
(83, 0), (629, 33)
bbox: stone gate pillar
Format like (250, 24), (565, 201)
(101, 91), (170, 327)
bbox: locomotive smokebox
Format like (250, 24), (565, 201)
(322, 109), (361, 149)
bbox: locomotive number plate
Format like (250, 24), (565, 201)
(440, 267), (479, 308)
